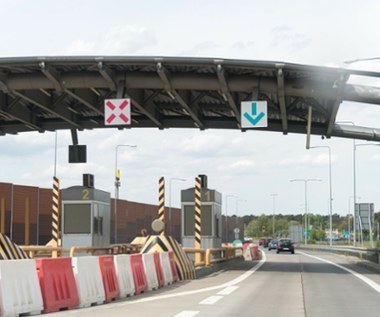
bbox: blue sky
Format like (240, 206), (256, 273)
(1, 0), (380, 217)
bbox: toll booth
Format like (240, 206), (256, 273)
(181, 185), (222, 249)
(61, 182), (111, 250)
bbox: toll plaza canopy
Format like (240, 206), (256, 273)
(0, 56), (380, 141)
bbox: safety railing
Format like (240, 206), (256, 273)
(181, 247), (206, 267)
(69, 244), (142, 257)
(20, 243), (142, 258)
(20, 245), (65, 258)
(20, 243), (243, 268)
(300, 244), (380, 264)
(183, 246), (243, 267)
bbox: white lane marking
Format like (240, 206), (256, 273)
(298, 251), (380, 293)
(217, 285), (239, 295)
(121, 251), (267, 305)
(173, 311), (200, 317)
(199, 295), (224, 305)
(71, 251), (267, 316)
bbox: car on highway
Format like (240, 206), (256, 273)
(276, 238), (295, 254)
(259, 237), (270, 247)
(268, 239), (277, 251)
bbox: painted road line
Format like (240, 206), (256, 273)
(122, 251), (267, 305)
(217, 285), (239, 295)
(298, 251), (380, 293)
(173, 311), (200, 317)
(199, 295), (224, 305)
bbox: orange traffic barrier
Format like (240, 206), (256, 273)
(153, 252), (164, 288)
(98, 255), (120, 302)
(168, 251), (179, 282)
(130, 254), (148, 294)
(35, 257), (79, 313)
(251, 244), (261, 260)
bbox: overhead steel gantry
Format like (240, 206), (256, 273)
(0, 56), (380, 141)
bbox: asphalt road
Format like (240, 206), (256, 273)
(46, 249), (380, 317)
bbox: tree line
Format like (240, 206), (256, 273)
(242, 212), (380, 242)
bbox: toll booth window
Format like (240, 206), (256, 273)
(93, 216), (103, 235)
(184, 205), (195, 236)
(201, 205), (212, 236)
(184, 205), (212, 236)
(64, 203), (91, 234)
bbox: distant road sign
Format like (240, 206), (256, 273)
(241, 101), (268, 128)
(104, 98), (131, 125)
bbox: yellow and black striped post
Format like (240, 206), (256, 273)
(0, 198), (5, 234)
(158, 176), (165, 236)
(194, 176), (202, 263)
(52, 176), (60, 247)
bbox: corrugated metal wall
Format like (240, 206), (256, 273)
(0, 182), (182, 245)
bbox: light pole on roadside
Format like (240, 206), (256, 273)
(169, 177), (186, 236)
(114, 144), (137, 244)
(348, 195), (360, 244)
(290, 179), (322, 245)
(309, 146), (333, 247)
(353, 142), (380, 246)
(270, 194), (278, 236)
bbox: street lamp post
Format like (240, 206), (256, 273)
(336, 121), (357, 246)
(270, 194), (278, 236)
(114, 144), (137, 244)
(348, 195), (360, 244)
(169, 177), (186, 236)
(290, 179), (322, 245)
(353, 142), (380, 246)
(309, 146), (333, 247)
(225, 194), (237, 243)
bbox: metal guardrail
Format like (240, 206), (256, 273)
(183, 246), (243, 267)
(299, 244), (380, 264)
(70, 244), (142, 257)
(20, 246), (65, 258)
(20, 243), (243, 268)
(20, 243), (142, 258)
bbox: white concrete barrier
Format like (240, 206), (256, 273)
(142, 253), (159, 291)
(160, 252), (173, 285)
(72, 256), (105, 308)
(114, 255), (135, 297)
(243, 247), (252, 261)
(0, 259), (43, 316)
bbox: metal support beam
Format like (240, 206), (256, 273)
(39, 62), (62, 91)
(0, 74), (9, 93)
(276, 66), (288, 134)
(98, 62), (117, 91)
(326, 74), (349, 137)
(216, 64), (241, 127)
(157, 62), (204, 129)
(306, 106), (313, 149)
(12, 90), (81, 128)
(126, 89), (163, 128)
(71, 129), (78, 145)
(64, 89), (104, 116)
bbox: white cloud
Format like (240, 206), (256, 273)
(66, 25), (156, 55)
(270, 25), (312, 53)
(66, 40), (96, 55)
(230, 160), (255, 169)
(180, 134), (225, 155)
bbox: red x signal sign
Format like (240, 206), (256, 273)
(104, 98), (131, 126)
